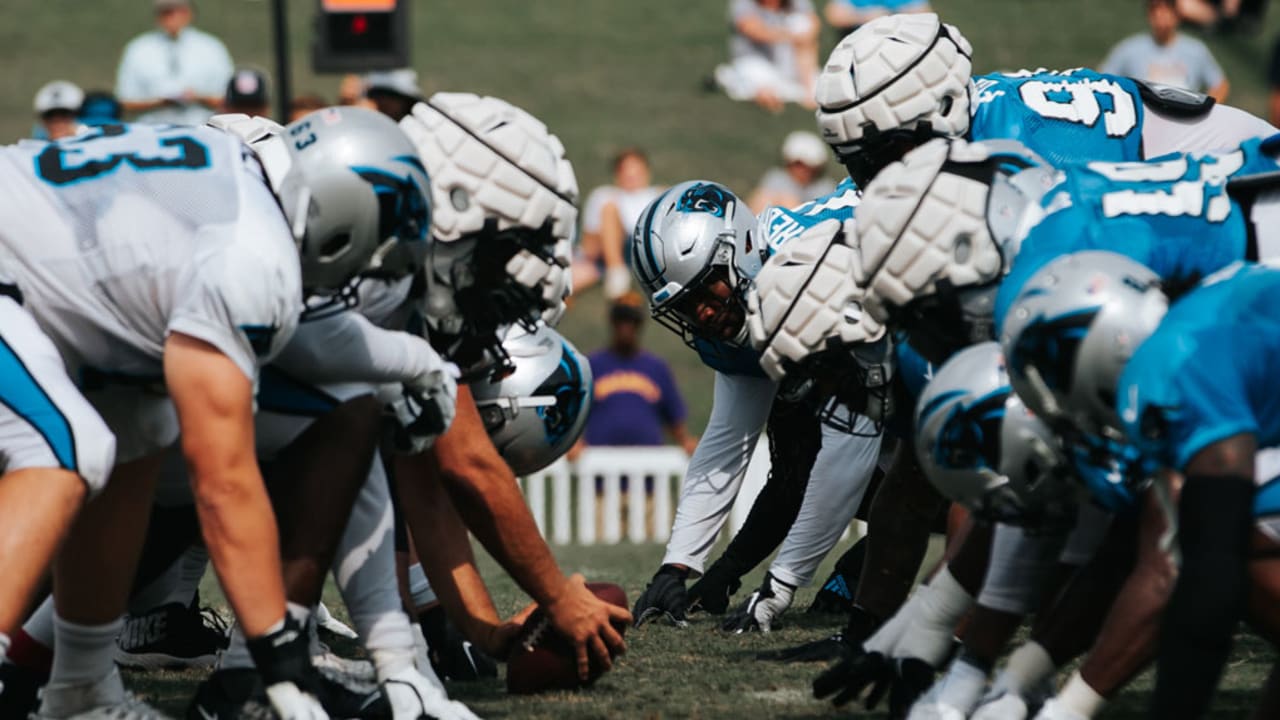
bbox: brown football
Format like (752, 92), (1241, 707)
(506, 582), (628, 694)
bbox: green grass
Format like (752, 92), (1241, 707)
(5, 0), (1280, 429)
(131, 538), (1275, 718)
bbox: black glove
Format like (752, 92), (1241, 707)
(756, 633), (853, 663)
(686, 563), (741, 615)
(889, 658), (936, 719)
(246, 615), (322, 697)
(633, 565), (691, 627)
(419, 605), (498, 682)
(721, 572), (795, 633)
(812, 648), (892, 709)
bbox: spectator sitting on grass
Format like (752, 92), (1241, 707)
(748, 130), (836, 213)
(576, 148), (663, 298)
(32, 80), (84, 140)
(714, 0), (821, 112)
(823, 0), (932, 39)
(573, 293), (698, 458)
(1102, 0), (1230, 101)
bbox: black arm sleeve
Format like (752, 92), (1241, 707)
(1149, 474), (1255, 719)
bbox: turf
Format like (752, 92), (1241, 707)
(129, 536), (1276, 718)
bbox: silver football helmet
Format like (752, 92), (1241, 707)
(211, 108), (432, 292)
(470, 324), (592, 476)
(401, 93), (577, 378)
(745, 218), (892, 428)
(815, 13), (974, 186)
(1000, 251), (1168, 439)
(630, 180), (761, 349)
(856, 137), (1060, 363)
(915, 342), (1079, 531)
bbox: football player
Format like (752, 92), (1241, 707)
(1000, 255), (1280, 719)
(0, 108), (422, 719)
(627, 178), (885, 634)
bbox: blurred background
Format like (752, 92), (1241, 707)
(5, 0), (1280, 434)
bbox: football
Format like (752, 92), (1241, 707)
(506, 582), (629, 694)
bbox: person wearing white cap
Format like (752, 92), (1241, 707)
(747, 130), (836, 213)
(115, 0), (233, 125)
(363, 68), (424, 121)
(33, 81), (85, 141)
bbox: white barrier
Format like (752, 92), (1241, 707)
(518, 444), (774, 546)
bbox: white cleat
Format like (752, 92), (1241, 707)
(381, 667), (482, 720)
(34, 668), (171, 719)
(907, 700), (969, 720)
(314, 603), (358, 640)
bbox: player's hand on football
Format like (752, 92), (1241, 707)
(722, 572), (795, 633)
(633, 564), (692, 627)
(484, 601), (539, 658)
(544, 573), (630, 681)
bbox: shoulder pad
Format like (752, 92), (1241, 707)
(207, 113), (285, 143)
(1133, 79), (1215, 119)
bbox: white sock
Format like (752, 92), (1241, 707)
(22, 596), (56, 648)
(364, 612), (419, 681)
(0, 630), (10, 664)
(407, 563), (437, 608)
(170, 545), (210, 606)
(51, 614), (124, 686)
(1055, 671), (1106, 718)
(896, 567), (974, 664)
(935, 657), (989, 711)
(1000, 641), (1056, 696)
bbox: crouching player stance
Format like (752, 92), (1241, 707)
(0, 109), (422, 719)
(0, 285), (115, 680)
(1001, 254), (1280, 719)
(627, 180), (884, 632)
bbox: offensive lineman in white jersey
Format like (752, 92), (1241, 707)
(0, 108), (431, 719)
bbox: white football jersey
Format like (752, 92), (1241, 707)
(0, 123), (302, 384)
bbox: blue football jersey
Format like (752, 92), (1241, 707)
(994, 136), (1280, 332)
(1116, 262), (1280, 472)
(969, 69), (1145, 165)
(696, 179), (861, 377)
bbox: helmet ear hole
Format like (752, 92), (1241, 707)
(318, 233), (352, 261)
(450, 186), (470, 212)
(939, 95), (954, 117)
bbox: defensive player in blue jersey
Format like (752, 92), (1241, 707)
(1001, 255), (1280, 719)
(628, 179), (887, 635)
(813, 12), (1274, 190)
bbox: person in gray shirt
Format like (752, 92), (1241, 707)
(1102, 0), (1229, 101)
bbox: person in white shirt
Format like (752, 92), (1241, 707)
(115, 0), (233, 125)
(575, 148), (662, 298)
(1102, 0), (1230, 101)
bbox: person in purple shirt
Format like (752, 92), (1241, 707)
(580, 295), (698, 454)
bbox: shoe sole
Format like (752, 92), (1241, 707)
(115, 651), (217, 670)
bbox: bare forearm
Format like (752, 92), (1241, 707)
(395, 460), (503, 645)
(432, 389), (569, 606)
(192, 466), (288, 637)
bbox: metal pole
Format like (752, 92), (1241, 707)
(271, 0), (293, 121)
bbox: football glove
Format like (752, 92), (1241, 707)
(722, 573), (795, 633)
(632, 565), (691, 628)
(686, 563), (742, 615)
(380, 666), (481, 720)
(382, 362), (459, 455)
(247, 615), (328, 720)
(814, 651), (935, 718)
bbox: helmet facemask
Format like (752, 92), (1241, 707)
(651, 239), (752, 350)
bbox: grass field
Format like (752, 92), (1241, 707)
(128, 538), (1276, 719)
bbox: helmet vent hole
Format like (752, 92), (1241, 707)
(940, 95), (955, 117)
(954, 233), (972, 263)
(450, 187), (470, 212)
